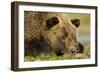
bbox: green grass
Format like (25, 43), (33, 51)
(24, 54), (76, 62)
(25, 53), (90, 62)
(25, 51), (90, 62)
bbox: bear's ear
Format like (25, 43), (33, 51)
(71, 19), (80, 27)
(46, 17), (59, 29)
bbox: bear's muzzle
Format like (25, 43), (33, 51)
(69, 42), (84, 54)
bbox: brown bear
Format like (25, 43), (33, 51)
(24, 11), (84, 56)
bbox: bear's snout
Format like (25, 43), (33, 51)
(69, 42), (84, 54)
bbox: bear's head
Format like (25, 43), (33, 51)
(43, 13), (84, 56)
